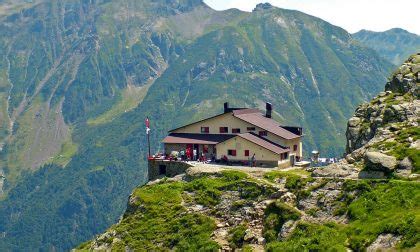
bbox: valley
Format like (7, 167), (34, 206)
(0, 0), (414, 251)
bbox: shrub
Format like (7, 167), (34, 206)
(263, 201), (301, 242)
(228, 224), (247, 249)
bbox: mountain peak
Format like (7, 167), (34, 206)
(253, 2), (274, 12)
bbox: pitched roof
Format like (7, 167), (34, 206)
(168, 108), (301, 140)
(168, 112), (228, 133)
(163, 133), (236, 145)
(235, 133), (289, 154)
(232, 110), (300, 140)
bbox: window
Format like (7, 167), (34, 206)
(219, 127), (228, 133)
(259, 131), (267, 136)
(228, 149), (237, 156)
(244, 150), (250, 156)
(281, 153), (288, 160)
(201, 127), (209, 133)
(293, 145), (298, 151)
(232, 128), (241, 133)
(247, 127), (256, 131)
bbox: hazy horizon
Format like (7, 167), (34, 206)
(204, 0), (420, 35)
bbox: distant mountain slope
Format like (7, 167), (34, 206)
(142, 4), (392, 157)
(0, 1), (393, 251)
(353, 28), (420, 65)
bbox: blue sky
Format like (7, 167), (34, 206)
(204, 0), (420, 35)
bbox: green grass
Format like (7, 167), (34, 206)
(77, 170), (276, 251)
(87, 84), (152, 126)
(263, 201), (301, 242)
(78, 181), (219, 251)
(371, 126), (420, 172)
(345, 180), (420, 250)
(266, 180), (420, 251)
(48, 137), (78, 167)
(264, 171), (314, 192)
(266, 222), (348, 252)
(228, 224), (247, 249)
(184, 170), (274, 207)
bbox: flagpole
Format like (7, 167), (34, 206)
(147, 130), (151, 158)
(146, 117), (151, 158)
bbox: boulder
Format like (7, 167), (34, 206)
(367, 234), (401, 252)
(244, 229), (256, 242)
(257, 237), (266, 245)
(280, 192), (296, 206)
(398, 157), (413, 170)
(410, 140), (420, 149)
(348, 117), (361, 127)
(278, 220), (296, 240)
(364, 152), (397, 172)
(312, 162), (359, 179)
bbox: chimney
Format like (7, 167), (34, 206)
(266, 102), (272, 118)
(224, 102), (229, 113)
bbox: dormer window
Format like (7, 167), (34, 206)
(201, 127), (209, 133)
(232, 128), (241, 133)
(247, 127), (256, 131)
(219, 127), (228, 133)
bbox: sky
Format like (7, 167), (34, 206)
(203, 0), (420, 35)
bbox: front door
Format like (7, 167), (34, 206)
(193, 144), (199, 161)
(290, 154), (296, 166)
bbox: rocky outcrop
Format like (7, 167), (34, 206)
(367, 234), (402, 252)
(342, 53), (420, 177)
(346, 54), (419, 153)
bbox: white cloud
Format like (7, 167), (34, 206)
(204, 0), (420, 34)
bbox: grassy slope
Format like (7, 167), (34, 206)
(77, 170), (274, 251)
(78, 170), (420, 251)
(87, 83), (153, 126)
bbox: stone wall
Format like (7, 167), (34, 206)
(148, 160), (193, 181)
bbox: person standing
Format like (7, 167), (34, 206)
(180, 149), (185, 161)
(251, 154), (256, 167)
(193, 148), (197, 161)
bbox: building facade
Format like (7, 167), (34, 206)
(162, 102), (303, 168)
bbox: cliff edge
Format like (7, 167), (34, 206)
(315, 53), (419, 179)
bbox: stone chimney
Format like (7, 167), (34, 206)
(266, 102), (272, 118)
(224, 102), (229, 113)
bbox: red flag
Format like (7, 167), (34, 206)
(145, 117), (150, 128)
(145, 117), (150, 134)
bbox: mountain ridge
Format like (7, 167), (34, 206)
(0, 1), (396, 250)
(353, 28), (420, 65)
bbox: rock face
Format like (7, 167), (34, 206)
(346, 54), (419, 154)
(342, 53), (420, 176)
(364, 152), (397, 172)
(367, 234), (402, 252)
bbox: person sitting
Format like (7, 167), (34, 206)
(221, 155), (229, 164)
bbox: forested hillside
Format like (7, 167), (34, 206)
(0, 1), (394, 250)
